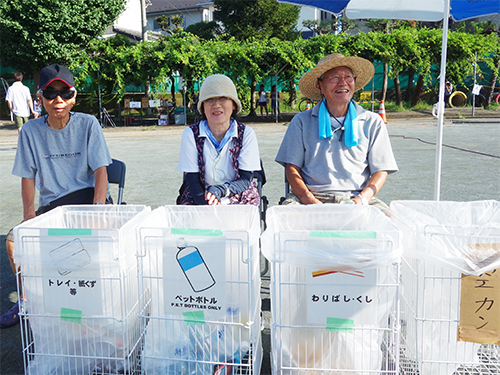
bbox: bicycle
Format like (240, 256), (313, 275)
(298, 97), (318, 112)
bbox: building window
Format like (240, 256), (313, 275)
(320, 11), (333, 21)
(203, 9), (213, 22)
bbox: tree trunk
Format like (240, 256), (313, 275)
(145, 81), (151, 115)
(405, 70), (415, 102)
(32, 69), (40, 93)
(287, 77), (297, 107)
(393, 72), (403, 107)
(186, 79), (194, 111)
(170, 76), (176, 107)
(411, 75), (425, 106)
(483, 54), (499, 108)
(248, 81), (257, 117)
(381, 63), (388, 102)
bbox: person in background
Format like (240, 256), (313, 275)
(276, 53), (398, 215)
(177, 74), (261, 206)
(5, 72), (39, 133)
(33, 96), (42, 117)
(444, 80), (454, 107)
(0, 64), (112, 328)
(257, 84), (269, 118)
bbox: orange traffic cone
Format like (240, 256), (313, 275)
(378, 100), (387, 123)
(305, 100), (311, 110)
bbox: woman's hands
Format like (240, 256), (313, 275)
(205, 191), (221, 205)
(205, 184), (228, 205)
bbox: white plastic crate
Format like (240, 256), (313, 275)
(261, 205), (402, 375)
(391, 200), (500, 375)
(137, 205), (263, 375)
(13, 205), (151, 375)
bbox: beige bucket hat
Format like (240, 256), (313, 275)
(197, 74), (242, 114)
(299, 53), (375, 101)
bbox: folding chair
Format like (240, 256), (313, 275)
(255, 160), (268, 230)
(107, 158), (126, 204)
(279, 171), (290, 205)
(255, 160), (269, 277)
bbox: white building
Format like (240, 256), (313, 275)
(297, 5), (336, 38)
(102, 0), (144, 41)
(146, 0), (214, 34)
(145, 0), (339, 38)
(105, 0), (345, 41)
(107, 1), (500, 42)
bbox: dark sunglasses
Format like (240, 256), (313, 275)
(41, 89), (76, 100)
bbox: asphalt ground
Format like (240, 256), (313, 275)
(0, 108), (499, 375)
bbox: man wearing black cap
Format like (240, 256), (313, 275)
(0, 64), (112, 328)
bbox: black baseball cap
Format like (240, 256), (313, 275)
(38, 64), (75, 90)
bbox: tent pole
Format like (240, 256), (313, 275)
(433, 0), (451, 201)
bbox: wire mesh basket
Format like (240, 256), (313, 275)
(392, 200), (500, 375)
(137, 205), (263, 375)
(14, 205), (151, 375)
(262, 205), (402, 374)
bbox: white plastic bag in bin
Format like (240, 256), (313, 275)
(138, 205), (262, 375)
(261, 205), (401, 374)
(261, 205), (402, 271)
(391, 200), (500, 275)
(391, 200), (500, 375)
(13, 205), (151, 375)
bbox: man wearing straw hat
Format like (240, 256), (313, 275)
(276, 53), (398, 214)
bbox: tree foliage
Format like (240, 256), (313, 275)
(156, 14), (185, 35)
(74, 25), (498, 110)
(0, 0), (126, 81)
(185, 21), (222, 40)
(214, 0), (301, 41)
(2, 1), (498, 110)
(303, 18), (356, 36)
(303, 20), (334, 36)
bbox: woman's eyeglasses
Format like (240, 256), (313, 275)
(41, 89), (76, 100)
(204, 97), (230, 106)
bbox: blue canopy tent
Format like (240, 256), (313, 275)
(282, 0), (499, 21)
(281, 0), (500, 200)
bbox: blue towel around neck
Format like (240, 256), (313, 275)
(318, 99), (359, 147)
(318, 99), (332, 139)
(203, 120), (236, 153)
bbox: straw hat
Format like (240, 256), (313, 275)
(197, 74), (242, 114)
(299, 53), (374, 101)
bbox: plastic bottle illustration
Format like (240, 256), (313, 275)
(176, 238), (216, 293)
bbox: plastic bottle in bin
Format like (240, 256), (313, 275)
(176, 238), (216, 293)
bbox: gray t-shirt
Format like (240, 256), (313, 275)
(275, 102), (398, 195)
(12, 112), (111, 206)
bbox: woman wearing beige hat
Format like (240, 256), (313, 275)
(177, 74), (261, 206)
(275, 53), (398, 215)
